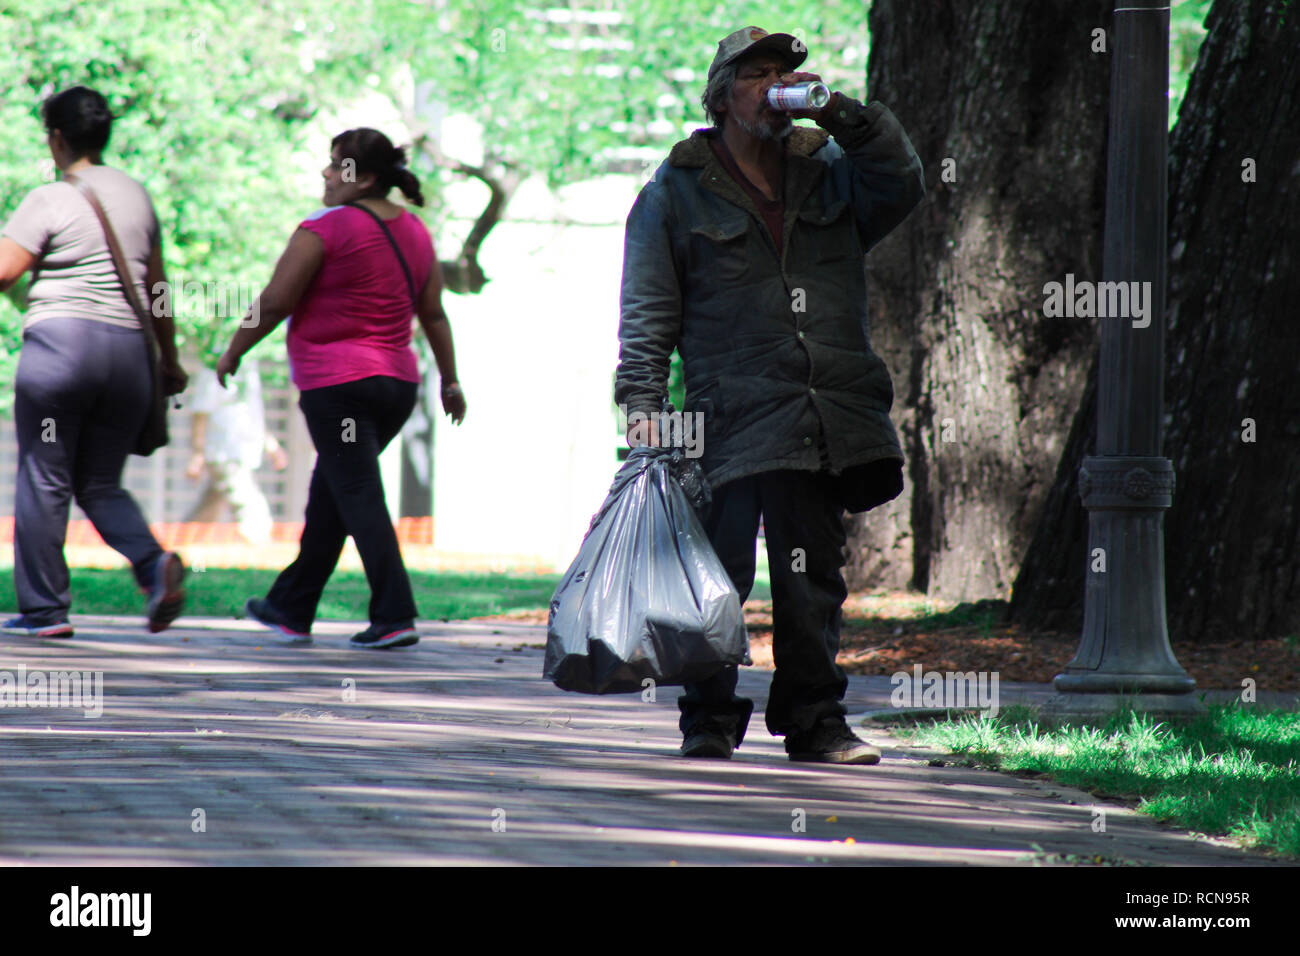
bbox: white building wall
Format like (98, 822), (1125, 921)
(431, 171), (641, 570)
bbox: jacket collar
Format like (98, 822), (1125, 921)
(668, 126), (832, 265)
(667, 125), (830, 168)
(670, 124), (832, 167)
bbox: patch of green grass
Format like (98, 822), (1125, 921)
(0, 568), (562, 622)
(847, 598), (1008, 635)
(891, 704), (1300, 859)
(915, 599), (1008, 631)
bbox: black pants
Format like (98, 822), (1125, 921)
(13, 318), (165, 623)
(678, 469), (850, 744)
(266, 375), (419, 631)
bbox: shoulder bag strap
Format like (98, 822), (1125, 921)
(64, 172), (162, 358)
(347, 200), (417, 308)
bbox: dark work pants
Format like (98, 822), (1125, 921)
(678, 469), (849, 744)
(266, 375), (418, 631)
(13, 318), (164, 623)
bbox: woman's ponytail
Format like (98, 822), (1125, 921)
(393, 167), (424, 207)
(388, 145), (424, 207)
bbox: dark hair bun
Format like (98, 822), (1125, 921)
(42, 86), (113, 156)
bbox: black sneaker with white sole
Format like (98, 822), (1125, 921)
(349, 622), (419, 649)
(244, 598), (312, 645)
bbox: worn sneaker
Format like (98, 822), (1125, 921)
(244, 598), (312, 645)
(2, 616), (74, 638)
(786, 718), (882, 765)
(349, 622), (419, 649)
(680, 730), (736, 759)
(146, 552), (186, 634)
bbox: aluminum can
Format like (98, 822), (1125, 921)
(766, 81), (831, 112)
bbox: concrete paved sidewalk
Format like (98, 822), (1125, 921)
(0, 616), (1289, 866)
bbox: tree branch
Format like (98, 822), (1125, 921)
(404, 119), (522, 295)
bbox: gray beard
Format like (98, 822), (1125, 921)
(731, 110), (793, 142)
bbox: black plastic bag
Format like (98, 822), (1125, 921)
(544, 446), (749, 694)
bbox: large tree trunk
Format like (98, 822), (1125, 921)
(1011, 0), (1300, 642)
(846, 1), (1112, 600)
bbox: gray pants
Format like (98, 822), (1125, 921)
(13, 317), (164, 623)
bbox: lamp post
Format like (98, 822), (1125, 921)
(1042, 0), (1203, 723)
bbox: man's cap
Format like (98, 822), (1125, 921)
(707, 26), (808, 80)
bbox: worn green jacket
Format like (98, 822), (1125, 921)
(614, 97), (924, 490)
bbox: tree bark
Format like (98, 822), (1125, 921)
(1011, 0), (1300, 642)
(847, 1), (1111, 600)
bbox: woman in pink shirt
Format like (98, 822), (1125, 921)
(216, 128), (466, 648)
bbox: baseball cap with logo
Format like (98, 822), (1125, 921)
(707, 26), (808, 80)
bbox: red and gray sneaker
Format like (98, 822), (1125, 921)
(244, 598), (312, 645)
(786, 718), (882, 765)
(146, 552), (186, 633)
(2, 616), (74, 638)
(349, 622), (419, 649)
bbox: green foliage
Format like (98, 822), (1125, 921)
(0, 0), (378, 388)
(351, 0), (871, 187)
(667, 350), (685, 411)
(1, 0), (869, 388)
(1, 0), (1213, 393)
(1170, 0), (1213, 127)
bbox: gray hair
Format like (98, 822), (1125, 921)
(701, 61), (739, 128)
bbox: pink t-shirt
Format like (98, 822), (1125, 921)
(287, 204), (434, 390)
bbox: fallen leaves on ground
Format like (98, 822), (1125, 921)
(475, 592), (1300, 691)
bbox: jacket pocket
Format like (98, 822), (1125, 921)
(684, 380), (724, 451)
(689, 214), (752, 283)
(798, 198), (849, 227)
(796, 199), (857, 263)
(685, 379), (724, 417)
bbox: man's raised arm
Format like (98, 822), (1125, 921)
(816, 95), (926, 252)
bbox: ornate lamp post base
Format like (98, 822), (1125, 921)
(1044, 455), (1205, 725)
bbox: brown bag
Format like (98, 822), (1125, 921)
(64, 172), (169, 456)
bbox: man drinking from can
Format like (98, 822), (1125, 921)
(615, 26), (925, 762)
